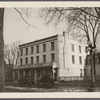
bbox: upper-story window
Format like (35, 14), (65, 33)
(51, 53), (55, 62)
(20, 49), (23, 56)
(31, 57), (34, 64)
(26, 48), (28, 55)
(51, 42), (55, 51)
(36, 45), (39, 53)
(79, 56), (82, 65)
(79, 46), (81, 53)
(71, 44), (74, 52)
(36, 56), (39, 64)
(72, 55), (75, 64)
(43, 44), (46, 52)
(31, 47), (34, 54)
(20, 58), (23, 65)
(25, 58), (28, 65)
(43, 55), (46, 63)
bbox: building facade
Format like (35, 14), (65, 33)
(58, 33), (86, 81)
(85, 53), (100, 80)
(13, 32), (86, 82)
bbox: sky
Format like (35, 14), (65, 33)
(4, 8), (64, 45)
(3, 8), (100, 50)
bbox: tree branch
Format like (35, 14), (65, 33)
(14, 8), (40, 30)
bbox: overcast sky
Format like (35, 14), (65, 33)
(3, 8), (100, 50)
(4, 8), (64, 45)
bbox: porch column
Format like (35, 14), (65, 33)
(43, 68), (45, 75)
(34, 69), (37, 84)
(17, 70), (20, 80)
(23, 70), (25, 77)
(29, 70), (31, 76)
(12, 71), (15, 81)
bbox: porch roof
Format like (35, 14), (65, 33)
(13, 62), (53, 70)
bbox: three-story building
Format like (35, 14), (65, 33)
(13, 32), (86, 82)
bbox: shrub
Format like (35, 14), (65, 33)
(38, 74), (54, 84)
(18, 76), (34, 85)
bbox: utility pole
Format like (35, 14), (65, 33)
(86, 41), (99, 92)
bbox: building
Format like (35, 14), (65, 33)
(85, 53), (100, 80)
(58, 33), (86, 81)
(13, 32), (86, 83)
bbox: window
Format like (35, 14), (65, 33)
(80, 69), (82, 77)
(79, 56), (82, 64)
(72, 55), (75, 64)
(20, 49), (23, 56)
(25, 58), (28, 65)
(84, 69), (86, 76)
(51, 53), (55, 62)
(43, 44), (46, 52)
(26, 48), (28, 55)
(36, 56), (39, 64)
(51, 42), (55, 51)
(79, 46), (81, 53)
(71, 44), (74, 52)
(36, 45), (39, 53)
(43, 55), (46, 63)
(31, 47), (33, 54)
(31, 57), (34, 64)
(20, 58), (23, 65)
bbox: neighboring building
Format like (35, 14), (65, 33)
(58, 33), (86, 81)
(4, 62), (13, 81)
(13, 32), (86, 82)
(85, 53), (100, 80)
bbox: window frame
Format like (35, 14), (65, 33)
(43, 44), (46, 52)
(79, 56), (82, 65)
(51, 53), (55, 62)
(31, 46), (34, 54)
(43, 55), (46, 63)
(72, 55), (75, 64)
(36, 56), (39, 64)
(51, 41), (55, 51)
(31, 57), (34, 64)
(26, 48), (28, 55)
(36, 45), (39, 53)
(79, 46), (81, 53)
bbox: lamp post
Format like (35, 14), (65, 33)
(85, 40), (99, 92)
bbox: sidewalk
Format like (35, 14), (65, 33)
(4, 85), (87, 92)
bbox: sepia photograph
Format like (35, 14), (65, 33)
(1, 2), (100, 96)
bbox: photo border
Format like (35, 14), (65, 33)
(0, 0), (100, 99)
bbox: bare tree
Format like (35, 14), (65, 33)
(4, 41), (22, 81)
(0, 8), (4, 92)
(0, 8), (39, 92)
(40, 7), (100, 86)
(4, 40), (22, 65)
(40, 7), (100, 50)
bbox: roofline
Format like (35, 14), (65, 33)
(19, 34), (58, 47)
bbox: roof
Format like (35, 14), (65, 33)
(19, 34), (58, 47)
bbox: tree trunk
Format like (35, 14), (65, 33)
(0, 8), (5, 92)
